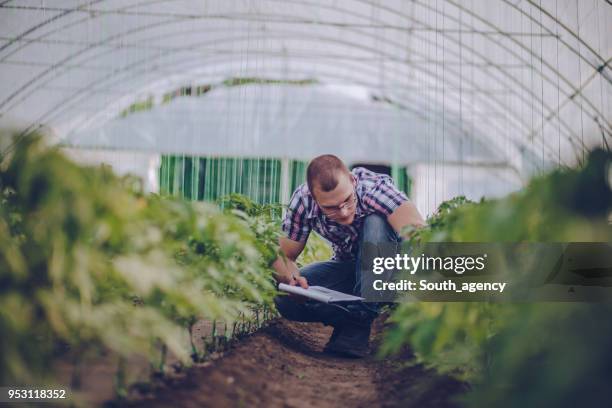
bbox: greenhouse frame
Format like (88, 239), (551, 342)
(1, 0), (610, 212)
(1, 1), (611, 407)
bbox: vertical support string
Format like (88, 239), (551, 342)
(555, 0), (561, 167)
(575, 0), (585, 165)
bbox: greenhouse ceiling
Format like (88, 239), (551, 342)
(0, 0), (610, 176)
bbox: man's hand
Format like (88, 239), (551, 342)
(388, 201), (426, 236)
(286, 272), (308, 303)
(289, 273), (309, 289)
(272, 237), (309, 301)
(273, 259), (308, 303)
(273, 257), (309, 288)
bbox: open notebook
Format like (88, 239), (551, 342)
(278, 283), (365, 303)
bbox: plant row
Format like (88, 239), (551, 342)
(0, 135), (329, 394)
(382, 148), (612, 407)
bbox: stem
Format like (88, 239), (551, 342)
(114, 356), (127, 400)
(211, 319), (217, 351)
(70, 347), (82, 390)
(188, 322), (199, 362)
(159, 344), (167, 374)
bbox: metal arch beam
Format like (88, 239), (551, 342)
(30, 50), (570, 172)
(525, 56), (612, 142)
(511, 0), (612, 138)
(63, 61), (506, 142)
(359, 0), (597, 162)
(513, 0), (609, 72)
(369, 0), (609, 164)
(0, 21), (536, 136)
(0, 0), (175, 60)
(45, 55), (499, 138)
(7, 76), (568, 178)
(0, 0), (586, 44)
(59, 69), (524, 177)
(9, 29), (553, 162)
(371, 0), (611, 135)
(475, 0), (612, 138)
(0, 0), (600, 157)
(0, 11), (584, 161)
(0, 36), (540, 69)
(204, 0), (606, 138)
(165, 16), (600, 156)
(0, 0), (106, 54)
(339, 0), (610, 145)
(434, 0), (611, 128)
(3, 28), (580, 169)
(0, 2), (592, 155)
(2, 0), (606, 131)
(2, 0), (603, 115)
(270, 0), (611, 131)
(49, 63), (515, 129)
(0, 3), (561, 37)
(0, 11), (195, 110)
(21, 46), (524, 169)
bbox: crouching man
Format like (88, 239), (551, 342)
(272, 155), (425, 358)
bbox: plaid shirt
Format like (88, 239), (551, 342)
(282, 167), (408, 261)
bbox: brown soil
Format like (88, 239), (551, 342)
(53, 320), (229, 407)
(127, 318), (468, 408)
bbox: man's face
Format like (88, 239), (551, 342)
(313, 173), (357, 225)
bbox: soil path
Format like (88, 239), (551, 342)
(129, 319), (467, 407)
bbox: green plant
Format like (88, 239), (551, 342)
(382, 148), (612, 406)
(0, 135), (279, 387)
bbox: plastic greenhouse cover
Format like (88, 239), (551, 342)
(63, 84), (503, 165)
(0, 0), (610, 176)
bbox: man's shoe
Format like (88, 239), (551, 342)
(323, 325), (343, 353)
(323, 322), (371, 358)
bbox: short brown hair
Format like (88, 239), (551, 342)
(306, 154), (350, 195)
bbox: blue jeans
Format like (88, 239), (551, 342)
(274, 214), (400, 326)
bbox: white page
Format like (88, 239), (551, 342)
(278, 283), (364, 303)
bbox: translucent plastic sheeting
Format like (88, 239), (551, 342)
(62, 146), (161, 192)
(410, 163), (523, 215)
(62, 84), (502, 166)
(0, 0), (610, 185)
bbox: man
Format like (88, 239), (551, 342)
(272, 154), (426, 358)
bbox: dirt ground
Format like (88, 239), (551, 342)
(127, 318), (468, 408)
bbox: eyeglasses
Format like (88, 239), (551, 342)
(320, 191), (357, 217)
